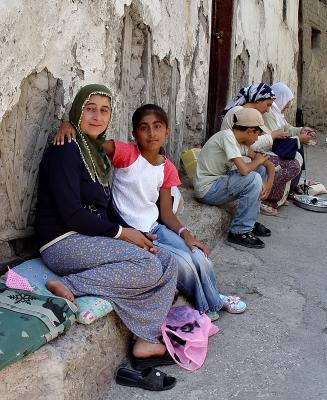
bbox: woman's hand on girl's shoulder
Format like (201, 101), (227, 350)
(181, 230), (209, 256)
(53, 121), (77, 145)
(119, 227), (157, 254)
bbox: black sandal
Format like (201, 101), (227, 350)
(131, 350), (175, 370)
(115, 366), (176, 391)
(253, 222), (271, 237)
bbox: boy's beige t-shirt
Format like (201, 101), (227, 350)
(222, 105), (274, 152)
(193, 129), (249, 198)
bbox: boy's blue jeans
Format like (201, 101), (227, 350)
(151, 223), (224, 313)
(199, 166), (267, 234)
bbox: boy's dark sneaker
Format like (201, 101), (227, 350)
(252, 222), (271, 237)
(227, 231), (265, 248)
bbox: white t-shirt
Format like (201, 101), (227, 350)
(111, 141), (181, 232)
(193, 129), (249, 198)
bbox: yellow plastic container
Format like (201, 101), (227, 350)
(180, 148), (201, 183)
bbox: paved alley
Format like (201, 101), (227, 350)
(106, 140), (327, 400)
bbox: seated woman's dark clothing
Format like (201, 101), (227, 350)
(35, 141), (129, 248)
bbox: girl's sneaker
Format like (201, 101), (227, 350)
(206, 311), (220, 321)
(220, 295), (246, 314)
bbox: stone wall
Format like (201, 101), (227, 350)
(300, 0), (327, 132)
(230, 0), (299, 122)
(0, 0), (211, 258)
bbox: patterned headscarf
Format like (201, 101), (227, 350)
(270, 82), (294, 128)
(222, 83), (276, 116)
(69, 84), (112, 187)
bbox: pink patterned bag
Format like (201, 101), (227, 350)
(161, 305), (220, 371)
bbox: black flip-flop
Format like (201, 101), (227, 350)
(115, 366), (176, 391)
(253, 222), (271, 237)
(131, 350), (175, 370)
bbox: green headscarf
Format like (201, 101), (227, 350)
(69, 84), (112, 187)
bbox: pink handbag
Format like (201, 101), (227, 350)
(161, 305), (220, 371)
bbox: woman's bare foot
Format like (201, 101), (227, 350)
(46, 280), (75, 302)
(132, 337), (166, 359)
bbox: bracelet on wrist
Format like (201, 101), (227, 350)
(178, 227), (188, 237)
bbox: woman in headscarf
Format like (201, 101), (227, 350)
(35, 84), (178, 364)
(221, 83), (304, 215)
(221, 83), (287, 153)
(266, 82), (315, 143)
(223, 83), (276, 117)
(265, 82), (316, 197)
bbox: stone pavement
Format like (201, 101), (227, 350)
(105, 140), (327, 399)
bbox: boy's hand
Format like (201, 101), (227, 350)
(301, 127), (315, 137)
(119, 228), (157, 254)
(260, 182), (272, 200)
(299, 132), (312, 145)
(254, 152), (269, 165)
(181, 230), (209, 256)
(53, 121), (77, 145)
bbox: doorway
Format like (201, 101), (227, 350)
(206, 0), (234, 139)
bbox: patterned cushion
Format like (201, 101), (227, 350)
(13, 258), (59, 282)
(74, 296), (113, 325)
(0, 281), (76, 370)
(13, 259), (113, 325)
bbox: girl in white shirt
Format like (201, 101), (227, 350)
(55, 104), (246, 320)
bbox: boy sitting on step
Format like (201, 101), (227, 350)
(193, 108), (275, 249)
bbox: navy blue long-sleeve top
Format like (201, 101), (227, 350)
(35, 141), (123, 248)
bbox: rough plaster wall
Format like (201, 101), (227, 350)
(230, 0), (299, 121)
(301, 0), (327, 132)
(117, 0), (211, 121)
(261, 64), (274, 85)
(183, 3), (210, 149)
(0, 0), (211, 249)
(115, 0), (211, 156)
(0, 0), (210, 139)
(232, 45), (250, 97)
(0, 70), (63, 238)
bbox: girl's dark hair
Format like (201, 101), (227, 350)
(132, 104), (169, 130)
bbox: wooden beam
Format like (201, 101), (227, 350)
(119, 12), (132, 137)
(0, 118), (21, 229)
(152, 56), (163, 107)
(144, 29), (152, 103)
(167, 58), (178, 161)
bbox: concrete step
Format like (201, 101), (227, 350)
(0, 314), (129, 400)
(0, 189), (233, 400)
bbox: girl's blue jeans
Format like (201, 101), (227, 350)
(199, 166), (267, 234)
(150, 223), (224, 313)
